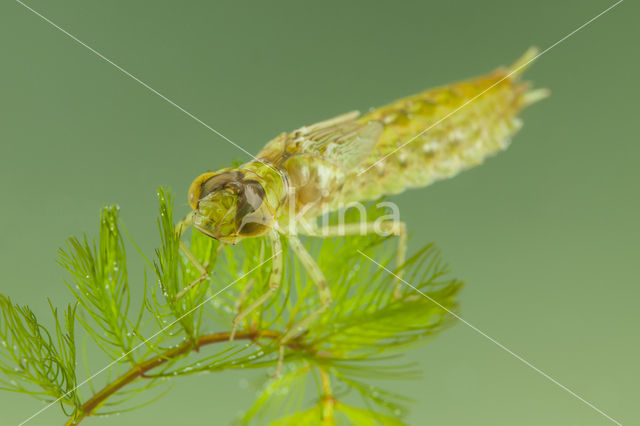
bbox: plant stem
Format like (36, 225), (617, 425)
(65, 329), (284, 426)
(319, 367), (335, 425)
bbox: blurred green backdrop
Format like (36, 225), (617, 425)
(1, 0), (637, 424)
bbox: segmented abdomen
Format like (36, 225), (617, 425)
(338, 49), (546, 206)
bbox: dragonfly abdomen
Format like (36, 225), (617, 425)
(339, 48), (547, 206)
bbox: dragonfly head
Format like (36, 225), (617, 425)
(187, 170), (276, 244)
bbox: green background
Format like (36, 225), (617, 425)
(1, 0), (637, 424)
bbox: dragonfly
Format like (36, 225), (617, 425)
(176, 47), (548, 356)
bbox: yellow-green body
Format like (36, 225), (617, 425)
(350, 67), (532, 202)
(243, 48), (547, 232)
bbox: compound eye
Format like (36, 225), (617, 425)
(236, 181), (271, 237)
(237, 221), (269, 237)
(235, 180), (266, 227)
(237, 180), (266, 216)
(188, 171), (244, 209)
(201, 171), (244, 197)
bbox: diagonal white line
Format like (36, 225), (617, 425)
(15, 0), (264, 165)
(358, 0), (624, 176)
(358, 250), (622, 425)
(18, 252), (279, 425)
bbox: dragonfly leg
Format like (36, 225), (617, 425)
(388, 221), (407, 299)
(230, 229), (283, 341)
(175, 240), (210, 300)
(278, 235), (332, 375)
(233, 278), (255, 316)
(172, 213), (211, 300)
(231, 239), (265, 323)
(305, 220), (407, 299)
(175, 212), (194, 237)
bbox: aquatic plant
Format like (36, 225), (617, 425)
(1, 189), (461, 425)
